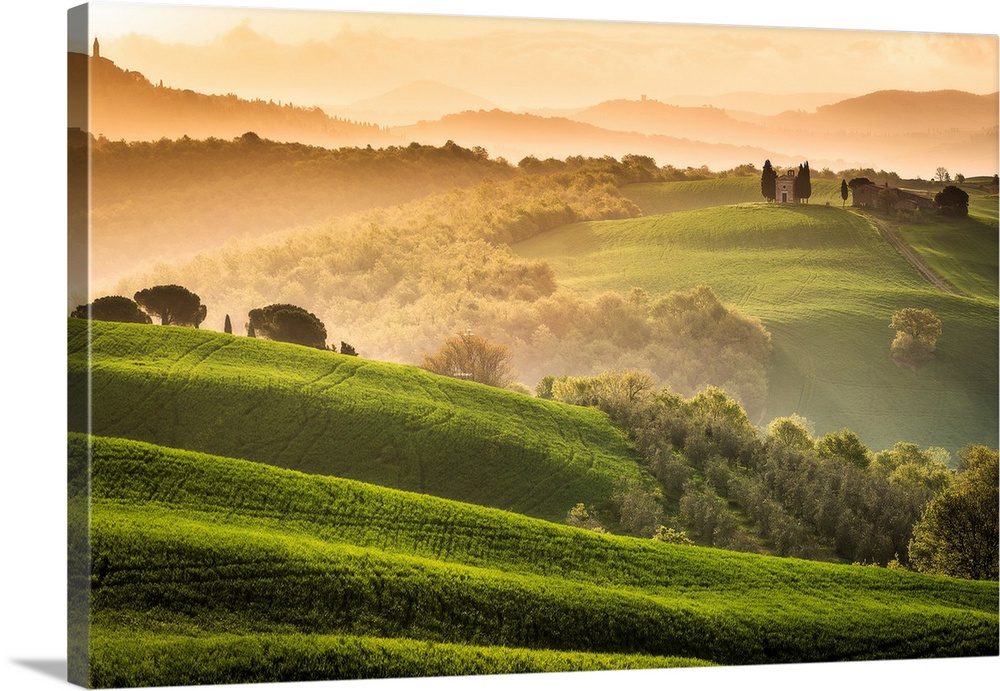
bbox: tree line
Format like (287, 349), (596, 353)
(71, 285), (356, 355)
(543, 370), (997, 580)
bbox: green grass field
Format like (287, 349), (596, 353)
(68, 318), (650, 523)
(894, 189), (999, 300)
(74, 434), (998, 687)
(513, 181), (998, 453)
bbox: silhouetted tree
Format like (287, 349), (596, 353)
(840, 179), (849, 208)
(935, 185), (969, 217)
(934, 167), (950, 183)
(794, 161), (812, 203)
(421, 332), (514, 388)
(224, 314), (232, 334)
(760, 159), (777, 202)
(134, 284), (207, 327)
(340, 341), (358, 356)
(71, 295), (151, 324)
(247, 303), (327, 349)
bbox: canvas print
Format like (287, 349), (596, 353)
(67, 2), (999, 688)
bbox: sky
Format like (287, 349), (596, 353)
(1, 3), (999, 691)
(78, 0), (1000, 111)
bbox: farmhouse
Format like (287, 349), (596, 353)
(775, 169), (797, 203)
(852, 183), (936, 212)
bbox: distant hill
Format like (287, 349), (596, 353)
(69, 51), (395, 146)
(774, 90), (1000, 135)
(559, 91), (998, 177)
(394, 108), (783, 170)
(68, 318), (651, 524)
(669, 91), (855, 115)
(71, 50), (996, 176)
(572, 98), (766, 143)
(334, 80), (499, 126)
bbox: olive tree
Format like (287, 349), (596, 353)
(889, 308), (942, 366)
(909, 445), (998, 580)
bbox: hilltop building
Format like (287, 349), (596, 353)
(775, 169), (797, 203)
(852, 183), (936, 212)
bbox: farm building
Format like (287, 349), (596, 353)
(775, 170), (796, 203)
(852, 183), (936, 212)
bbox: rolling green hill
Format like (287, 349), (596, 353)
(67, 318), (649, 523)
(512, 189), (998, 453)
(73, 434), (998, 687)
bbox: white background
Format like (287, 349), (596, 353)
(2, 2), (998, 690)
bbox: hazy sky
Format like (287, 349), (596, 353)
(80, 0), (999, 111)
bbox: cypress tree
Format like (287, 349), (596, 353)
(761, 159), (777, 202)
(224, 314), (232, 334)
(841, 179), (849, 207)
(793, 162), (812, 203)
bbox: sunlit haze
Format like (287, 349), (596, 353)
(85, 1), (998, 111)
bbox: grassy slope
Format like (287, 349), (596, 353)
(68, 318), (649, 523)
(895, 188), (999, 301)
(513, 180), (998, 453)
(74, 435), (998, 686)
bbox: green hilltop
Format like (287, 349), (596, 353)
(513, 179), (998, 453)
(68, 318), (650, 523)
(73, 434), (998, 687)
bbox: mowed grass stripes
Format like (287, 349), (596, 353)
(76, 435), (998, 687)
(68, 318), (650, 523)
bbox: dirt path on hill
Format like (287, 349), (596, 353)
(853, 210), (965, 296)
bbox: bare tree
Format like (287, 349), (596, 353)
(421, 332), (514, 388)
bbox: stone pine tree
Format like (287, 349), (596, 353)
(247, 303), (328, 349)
(760, 159), (777, 202)
(133, 284), (207, 327)
(71, 295), (152, 324)
(840, 179), (849, 207)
